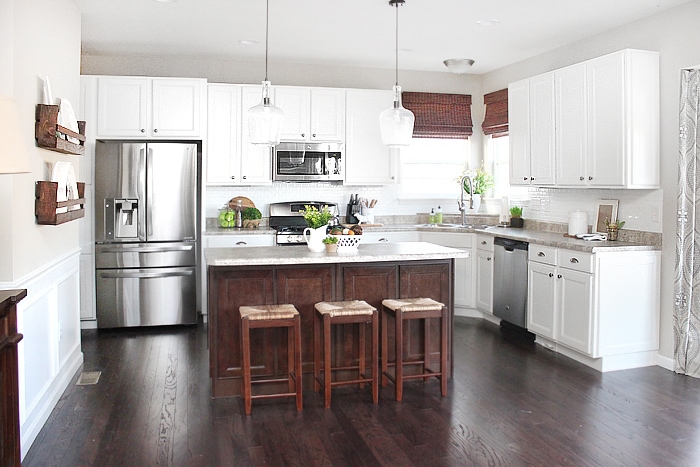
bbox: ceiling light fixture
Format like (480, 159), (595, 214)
(379, 0), (414, 148)
(443, 58), (475, 74)
(247, 0), (284, 146)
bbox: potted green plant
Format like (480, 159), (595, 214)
(461, 166), (494, 212)
(322, 235), (339, 253)
(301, 205), (335, 252)
(242, 207), (262, 229)
(509, 206), (524, 228)
(605, 218), (625, 241)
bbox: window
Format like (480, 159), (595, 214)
(399, 138), (469, 199)
(487, 134), (528, 199)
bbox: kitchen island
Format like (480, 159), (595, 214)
(206, 242), (469, 397)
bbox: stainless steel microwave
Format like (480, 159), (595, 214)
(273, 142), (343, 182)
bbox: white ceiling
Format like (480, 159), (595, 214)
(74, 0), (693, 74)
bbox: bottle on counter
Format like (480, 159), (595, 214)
(429, 208), (436, 225)
(435, 205), (443, 224)
(235, 199), (243, 228)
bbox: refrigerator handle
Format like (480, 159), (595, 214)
(145, 146), (153, 239)
(99, 270), (195, 279)
(138, 145), (147, 240)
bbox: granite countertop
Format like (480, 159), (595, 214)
(205, 241), (470, 266)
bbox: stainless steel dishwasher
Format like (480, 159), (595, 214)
(493, 237), (529, 328)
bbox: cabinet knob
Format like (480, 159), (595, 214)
(312, 133), (316, 138)
(242, 175), (247, 180)
(557, 274), (562, 279)
(379, 238), (389, 242)
(154, 129), (158, 133)
(537, 251), (545, 257)
(569, 257), (579, 264)
(391, 176), (395, 180)
(235, 241), (247, 246)
(140, 129), (145, 133)
(301, 133), (305, 138)
(481, 241), (487, 245)
(523, 176), (528, 181)
(589, 176), (593, 180)
(487, 257), (492, 261)
(580, 176), (585, 181)
(531, 177), (535, 181)
(231, 175), (235, 180)
(548, 273), (554, 278)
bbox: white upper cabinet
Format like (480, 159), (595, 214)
(96, 77), (205, 138)
(206, 84), (271, 186)
(345, 89), (396, 185)
(508, 73), (555, 186)
(512, 49), (659, 189)
(276, 87), (345, 142)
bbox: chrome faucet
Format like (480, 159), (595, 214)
(458, 175), (473, 225)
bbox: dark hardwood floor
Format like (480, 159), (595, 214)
(22, 317), (700, 466)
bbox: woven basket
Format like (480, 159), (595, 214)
(336, 235), (361, 254)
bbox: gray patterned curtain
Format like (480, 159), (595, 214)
(675, 69), (700, 377)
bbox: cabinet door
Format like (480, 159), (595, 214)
(310, 88), (345, 141)
(475, 249), (494, 314)
(557, 268), (594, 354)
(97, 77), (150, 137)
(527, 262), (557, 338)
(206, 85), (241, 184)
(555, 64), (588, 186)
(421, 232), (474, 309)
(529, 73), (556, 185)
(587, 53), (625, 187)
(276, 86), (310, 141)
(151, 78), (204, 137)
(205, 235), (274, 248)
(345, 89), (396, 185)
(240, 86), (273, 184)
(508, 79), (530, 185)
(361, 231), (420, 243)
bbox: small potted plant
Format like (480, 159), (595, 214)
(322, 235), (339, 253)
(605, 218), (625, 241)
(242, 207), (262, 229)
(510, 206), (524, 228)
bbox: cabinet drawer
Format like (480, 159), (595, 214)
(558, 249), (593, 273)
(476, 235), (494, 252)
(205, 235), (274, 248)
(528, 244), (557, 265)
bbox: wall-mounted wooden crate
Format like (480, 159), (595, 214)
(35, 104), (86, 155)
(35, 181), (85, 225)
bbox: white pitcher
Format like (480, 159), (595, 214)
(302, 225), (327, 252)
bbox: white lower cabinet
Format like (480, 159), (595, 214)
(421, 232), (474, 311)
(475, 235), (494, 314)
(527, 244), (660, 370)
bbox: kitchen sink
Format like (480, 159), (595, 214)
(415, 223), (491, 229)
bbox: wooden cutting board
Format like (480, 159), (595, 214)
(228, 196), (256, 210)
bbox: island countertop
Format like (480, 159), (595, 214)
(205, 241), (470, 267)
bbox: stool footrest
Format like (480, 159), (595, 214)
(250, 392), (299, 401)
(250, 374), (297, 386)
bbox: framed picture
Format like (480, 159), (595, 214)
(594, 199), (618, 234)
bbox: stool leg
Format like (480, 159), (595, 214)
(381, 307), (388, 387)
(440, 307), (448, 397)
(371, 309), (379, 404)
(314, 310), (321, 392)
(294, 315), (303, 411)
(395, 310), (404, 402)
(241, 318), (252, 415)
(423, 315), (432, 383)
(287, 327), (295, 393)
(358, 320), (366, 390)
(323, 314), (332, 409)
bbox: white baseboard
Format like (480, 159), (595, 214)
(656, 353), (674, 371)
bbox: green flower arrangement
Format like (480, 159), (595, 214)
(301, 205), (334, 229)
(242, 207), (262, 221)
(462, 166), (495, 195)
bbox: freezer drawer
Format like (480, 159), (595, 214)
(96, 266), (196, 328)
(95, 242), (196, 269)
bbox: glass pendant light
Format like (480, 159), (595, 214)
(248, 0), (284, 146)
(379, 0), (414, 148)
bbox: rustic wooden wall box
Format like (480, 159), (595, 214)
(35, 104), (86, 155)
(35, 180), (85, 225)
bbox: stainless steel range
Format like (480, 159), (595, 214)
(269, 201), (339, 245)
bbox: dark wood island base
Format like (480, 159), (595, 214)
(206, 243), (467, 398)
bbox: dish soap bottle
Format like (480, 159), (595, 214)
(435, 205), (443, 224)
(429, 208), (436, 225)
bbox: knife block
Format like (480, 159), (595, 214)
(345, 204), (358, 224)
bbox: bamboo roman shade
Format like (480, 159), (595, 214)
(402, 92), (473, 139)
(481, 88), (508, 137)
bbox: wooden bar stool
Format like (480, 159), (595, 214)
(314, 300), (379, 408)
(381, 297), (448, 402)
(239, 304), (303, 415)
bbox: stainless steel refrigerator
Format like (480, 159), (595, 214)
(94, 141), (199, 328)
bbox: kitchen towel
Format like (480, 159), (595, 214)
(51, 161), (79, 213)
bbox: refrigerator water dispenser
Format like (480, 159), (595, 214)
(104, 198), (139, 239)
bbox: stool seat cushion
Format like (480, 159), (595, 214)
(240, 304), (299, 320)
(382, 297), (444, 313)
(315, 300), (376, 317)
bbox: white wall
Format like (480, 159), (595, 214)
(1, 0), (82, 282)
(481, 0), (700, 361)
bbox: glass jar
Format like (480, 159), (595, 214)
(607, 226), (619, 241)
(218, 206), (235, 228)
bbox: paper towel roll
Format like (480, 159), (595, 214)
(499, 196), (509, 223)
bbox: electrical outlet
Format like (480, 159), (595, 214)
(652, 205), (661, 223)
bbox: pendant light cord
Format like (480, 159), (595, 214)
(265, 0), (270, 82)
(394, 1), (399, 86)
